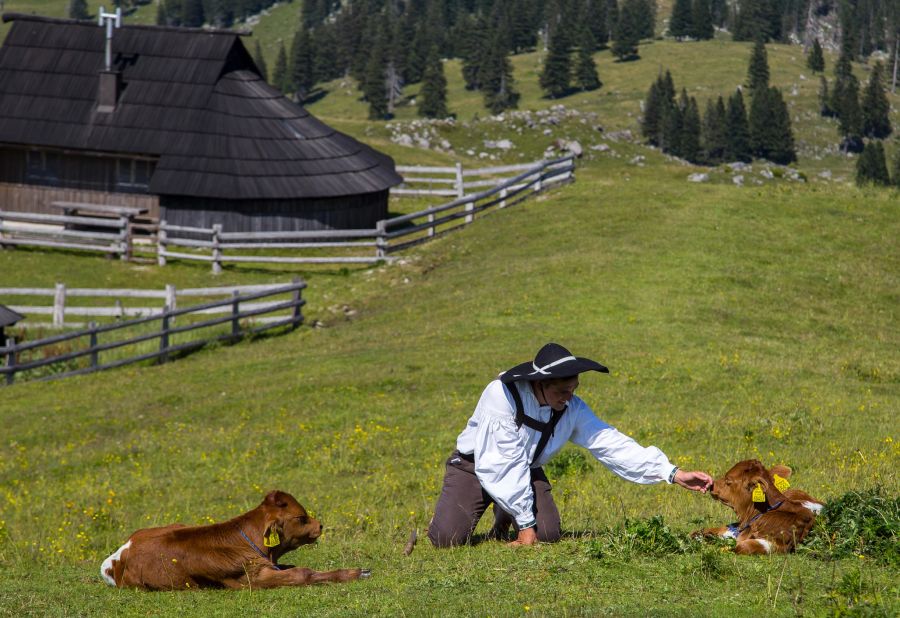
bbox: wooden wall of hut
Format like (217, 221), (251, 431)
(0, 182), (160, 218)
(160, 190), (390, 234)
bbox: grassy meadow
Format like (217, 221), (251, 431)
(2, 2), (900, 616)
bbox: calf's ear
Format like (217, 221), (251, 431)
(264, 490), (290, 508)
(770, 465), (792, 478)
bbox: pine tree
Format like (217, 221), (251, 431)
(747, 39), (770, 95)
(181, 0), (204, 28)
(669, 0), (693, 39)
(861, 62), (893, 139)
(633, 0), (656, 39)
(832, 53), (863, 152)
(691, 0), (714, 40)
(680, 93), (703, 163)
(748, 86), (796, 164)
(819, 75), (835, 117)
(856, 141), (891, 186)
(156, 1), (167, 26)
(661, 95), (684, 156)
(165, 0), (183, 26)
(642, 80), (664, 145)
(586, 0), (609, 47)
(252, 41), (268, 83)
(540, 28), (572, 98)
(272, 43), (289, 94)
(68, 0), (89, 20)
(362, 21), (389, 120)
(733, 0), (779, 42)
(461, 15), (489, 91)
(807, 38), (825, 73)
(290, 27), (315, 101)
(481, 34), (520, 114)
(702, 96), (728, 164)
(419, 46), (449, 118)
(725, 89), (752, 162)
(574, 26), (602, 91)
(710, 0), (727, 28)
(612, 0), (641, 61)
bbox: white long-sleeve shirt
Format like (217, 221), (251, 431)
(456, 379), (677, 527)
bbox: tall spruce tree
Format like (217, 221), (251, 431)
(819, 75), (835, 117)
(252, 40), (268, 83)
(733, 0), (779, 42)
(290, 27), (315, 101)
(181, 0), (204, 28)
(642, 79), (665, 145)
(861, 62), (893, 139)
(725, 89), (752, 162)
(691, 0), (714, 40)
(702, 96), (728, 164)
(461, 14), (489, 91)
(574, 26), (602, 91)
(747, 39), (770, 95)
(807, 38), (825, 73)
(749, 86), (796, 164)
(272, 43), (289, 94)
(68, 0), (89, 20)
(856, 140), (891, 186)
(633, 0), (656, 39)
(586, 0), (610, 47)
(832, 51), (864, 152)
(481, 33), (520, 114)
(661, 97), (684, 156)
(362, 22), (389, 120)
(669, 0), (693, 39)
(680, 93), (703, 163)
(540, 28), (573, 98)
(612, 0), (642, 61)
(418, 45), (449, 118)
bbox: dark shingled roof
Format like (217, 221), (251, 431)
(0, 304), (25, 328)
(0, 13), (402, 200)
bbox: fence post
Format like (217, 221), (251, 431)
(428, 212), (435, 237)
(534, 166), (544, 193)
(375, 220), (386, 258)
(4, 337), (15, 385)
(157, 219), (167, 266)
(159, 306), (170, 364)
(455, 162), (464, 198)
(119, 214), (131, 261)
(165, 284), (176, 326)
(53, 282), (66, 328)
(212, 224), (222, 275)
(499, 187), (508, 209)
(231, 290), (241, 339)
(291, 277), (303, 330)
(89, 321), (99, 369)
(114, 299), (123, 322)
(465, 200), (474, 224)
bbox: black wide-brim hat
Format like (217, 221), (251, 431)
(499, 343), (609, 383)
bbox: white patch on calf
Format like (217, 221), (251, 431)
(756, 539), (772, 554)
(802, 501), (823, 514)
(100, 540), (131, 587)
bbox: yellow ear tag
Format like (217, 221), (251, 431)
(263, 530), (280, 547)
(752, 484), (766, 502)
(773, 474), (790, 493)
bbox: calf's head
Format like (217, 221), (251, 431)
(259, 490), (323, 560)
(710, 459), (791, 513)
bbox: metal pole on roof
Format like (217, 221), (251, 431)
(98, 6), (122, 72)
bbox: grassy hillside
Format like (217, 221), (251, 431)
(1, 146), (898, 615)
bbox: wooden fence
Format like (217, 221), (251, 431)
(157, 155), (575, 271)
(0, 280), (306, 385)
(393, 160), (552, 197)
(0, 282), (302, 329)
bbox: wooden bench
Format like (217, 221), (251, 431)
(49, 202), (148, 259)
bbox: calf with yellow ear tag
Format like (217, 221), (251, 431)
(692, 460), (825, 555)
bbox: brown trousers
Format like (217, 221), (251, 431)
(427, 450), (562, 547)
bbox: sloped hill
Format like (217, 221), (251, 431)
(1, 146), (897, 614)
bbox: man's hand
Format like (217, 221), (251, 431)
(506, 526), (538, 547)
(674, 469), (713, 493)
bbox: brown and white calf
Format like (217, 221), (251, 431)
(693, 459), (824, 555)
(101, 490), (369, 590)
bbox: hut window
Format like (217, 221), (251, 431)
(26, 150), (61, 186)
(115, 158), (152, 192)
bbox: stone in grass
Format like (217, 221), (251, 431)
(687, 173), (709, 183)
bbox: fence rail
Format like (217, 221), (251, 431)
(0, 283), (297, 328)
(1, 156), (575, 270)
(0, 280), (306, 385)
(157, 155), (575, 271)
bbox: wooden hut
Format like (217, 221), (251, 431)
(0, 13), (402, 233)
(0, 304), (24, 342)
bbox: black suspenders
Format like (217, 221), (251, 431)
(506, 382), (566, 465)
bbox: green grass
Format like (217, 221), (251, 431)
(1, 147), (898, 615)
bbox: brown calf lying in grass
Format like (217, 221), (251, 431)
(101, 490), (370, 590)
(693, 459), (824, 555)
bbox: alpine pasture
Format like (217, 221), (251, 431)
(1, 4), (899, 617)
